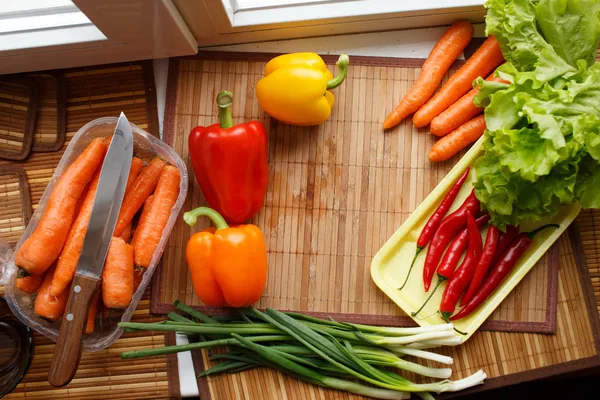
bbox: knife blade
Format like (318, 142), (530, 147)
(48, 113), (133, 387)
(78, 113), (133, 278)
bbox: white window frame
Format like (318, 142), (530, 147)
(0, 0), (197, 75)
(175, 0), (486, 47)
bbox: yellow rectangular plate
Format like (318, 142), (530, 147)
(370, 137), (581, 343)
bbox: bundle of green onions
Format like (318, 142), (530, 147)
(119, 301), (486, 400)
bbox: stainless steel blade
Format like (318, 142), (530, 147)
(76, 113), (133, 278)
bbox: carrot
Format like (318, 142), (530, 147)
(34, 266), (70, 322)
(124, 157), (143, 197)
(430, 72), (507, 136)
(382, 20), (473, 130)
(113, 158), (166, 237)
(133, 267), (145, 294)
(15, 272), (45, 294)
(131, 195), (153, 248)
(133, 166), (180, 268)
(15, 138), (107, 276)
(49, 169), (102, 297)
(102, 237), (134, 309)
(413, 36), (504, 128)
(86, 290), (101, 334)
(429, 115), (486, 162)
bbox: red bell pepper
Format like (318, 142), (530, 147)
(188, 91), (268, 224)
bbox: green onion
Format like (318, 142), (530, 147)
(118, 301), (487, 399)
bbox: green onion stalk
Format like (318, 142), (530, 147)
(119, 301), (486, 399)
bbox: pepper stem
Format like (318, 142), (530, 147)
(326, 54), (350, 90)
(399, 246), (423, 291)
(411, 277), (445, 317)
(216, 91), (234, 129)
(183, 207), (229, 230)
(527, 224), (560, 238)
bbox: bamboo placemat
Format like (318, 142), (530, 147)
(0, 165), (31, 246)
(157, 51), (600, 398)
(154, 52), (558, 335)
(0, 61), (179, 399)
(0, 77), (38, 161)
(29, 73), (67, 153)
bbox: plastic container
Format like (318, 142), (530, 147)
(0, 117), (188, 351)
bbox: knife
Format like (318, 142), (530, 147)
(48, 113), (133, 387)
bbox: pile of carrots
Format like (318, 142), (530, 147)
(383, 20), (506, 162)
(13, 136), (180, 333)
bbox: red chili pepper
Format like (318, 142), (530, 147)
(422, 189), (480, 291)
(460, 224), (499, 306)
(451, 224), (559, 321)
(439, 213), (483, 322)
(411, 213), (488, 317)
(490, 225), (519, 266)
(188, 91), (269, 224)
(399, 168), (470, 290)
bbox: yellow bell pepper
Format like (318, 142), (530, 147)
(256, 52), (349, 126)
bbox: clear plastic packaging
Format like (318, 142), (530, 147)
(1, 117), (188, 351)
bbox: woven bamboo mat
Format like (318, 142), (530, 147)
(0, 61), (178, 399)
(0, 165), (31, 246)
(0, 77), (38, 161)
(155, 52), (600, 398)
(154, 53), (558, 334)
(30, 73), (67, 153)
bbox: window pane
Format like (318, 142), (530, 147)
(234, 0), (329, 10)
(0, 0), (106, 52)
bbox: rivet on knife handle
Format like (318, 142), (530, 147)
(48, 274), (99, 387)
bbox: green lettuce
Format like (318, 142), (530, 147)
(474, 0), (600, 228)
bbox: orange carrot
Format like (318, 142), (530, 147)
(86, 290), (101, 334)
(413, 36), (504, 128)
(133, 267), (145, 294)
(133, 166), (180, 268)
(120, 223), (133, 242)
(102, 237), (134, 309)
(429, 115), (486, 162)
(382, 20), (473, 130)
(131, 195), (153, 248)
(34, 266), (70, 322)
(430, 73), (507, 136)
(15, 272), (45, 294)
(124, 157), (143, 197)
(113, 158), (166, 237)
(15, 138), (107, 276)
(50, 169), (102, 297)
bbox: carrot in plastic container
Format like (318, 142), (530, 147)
(124, 157), (143, 196)
(382, 20), (473, 130)
(133, 166), (180, 268)
(15, 272), (45, 294)
(50, 169), (102, 297)
(120, 223), (133, 242)
(131, 195), (153, 248)
(413, 36), (504, 128)
(86, 290), (101, 334)
(34, 266), (70, 322)
(113, 157), (166, 237)
(15, 138), (108, 276)
(102, 237), (134, 309)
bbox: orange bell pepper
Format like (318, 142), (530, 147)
(183, 207), (268, 308)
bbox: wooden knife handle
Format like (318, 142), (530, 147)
(48, 274), (99, 387)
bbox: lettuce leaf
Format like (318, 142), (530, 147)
(474, 0), (600, 228)
(535, 0), (600, 68)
